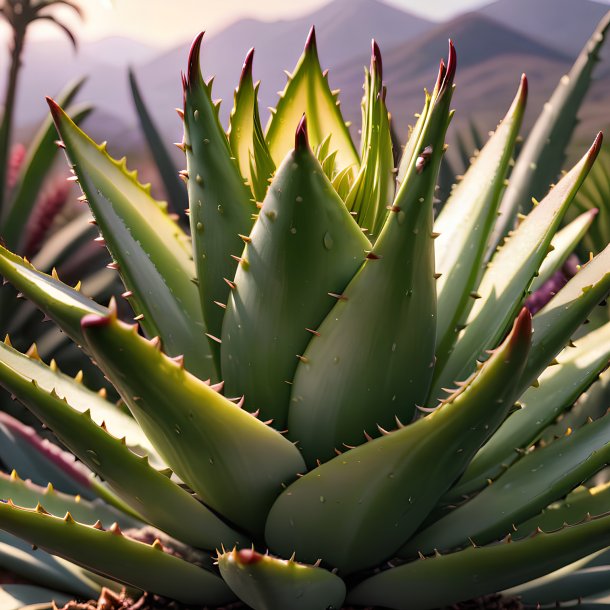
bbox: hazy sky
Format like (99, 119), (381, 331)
(8, 0), (610, 47)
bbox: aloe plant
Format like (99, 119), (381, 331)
(0, 16), (608, 610)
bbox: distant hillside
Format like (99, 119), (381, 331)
(479, 0), (610, 58)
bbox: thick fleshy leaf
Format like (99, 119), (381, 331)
(490, 11), (610, 252)
(347, 513), (610, 610)
(265, 27), (359, 176)
(2, 77), (89, 250)
(0, 357), (246, 549)
(345, 42), (395, 239)
(221, 119), (368, 427)
(183, 33), (255, 357)
(228, 49), (275, 202)
(0, 584), (71, 610)
(430, 134), (602, 402)
(287, 48), (455, 465)
(404, 411), (610, 555)
(265, 309), (531, 573)
(128, 68), (187, 216)
(0, 502), (234, 606)
(47, 99), (214, 381)
(433, 76), (527, 356)
(80, 310), (305, 537)
(217, 549), (346, 610)
(446, 319), (610, 499)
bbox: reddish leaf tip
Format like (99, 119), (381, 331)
(186, 32), (205, 88)
(81, 314), (111, 329)
(371, 39), (383, 80)
(512, 307), (532, 345)
(305, 25), (317, 52)
(241, 47), (255, 83)
(588, 132), (603, 164)
(519, 73), (528, 101)
(444, 39), (457, 86)
(236, 548), (263, 564)
(46, 97), (63, 123)
(295, 114), (309, 150)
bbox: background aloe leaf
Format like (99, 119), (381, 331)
(405, 410), (610, 555)
(267, 310), (531, 573)
(265, 27), (359, 176)
(0, 502), (234, 606)
(288, 53), (455, 465)
(430, 134), (602, 403)
(80, 311), (305, 537)
(128, 68), (187, 217)
(221, 119), (368, 427)
(0, 359), (247, 549)
(217, 548), (346, 610)
(348, 514), (610, 610)
(48, 99), (214, 382)
(434, 75), (527, 358)
(228, 48), (275, 203)
(530, 208), (599, 291)
(489, 12), (610, 253)
(183, 33), (256, 358)
(446, 320), (610, 499)
(0, 584), (71, 610)
(344, 41), (395, 239)
(1, 77), (89, 251)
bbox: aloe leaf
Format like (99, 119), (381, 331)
(433, 76), (527, 356)
(266, 309), (531, 573)
(0, 502), (234, 606)
(0, 584), (71, 610)
(221, 119), (368, 427)
(0, 530), (101, 600)
(0, 337), (159, 465)
(531, 208), (598, 291)
(80, 310), (305, 537)
(183, 34), (256, 359)
(0, 245), (107, 345)
(446, 319), (610, 499)
(430, 134), (602, 402)
(2, 77), (89, 250)
(490, 12), (610, 252)
(47, 99), (214, 382)
(128, 68), (187, 216)
(347, 513), (610, 610)
(228, 49), (275, 202)
(522, 242), (610, 387)
(265, 27), (359, 176)
(513, 482), (610, 540)
(404, 410), (610, 555)
(0, 412), (96, 499)
(345, 42), (395, 239)
(0, 355), (248, 549)
(287, 49), (455, 465)
(217, 548), (346, 610)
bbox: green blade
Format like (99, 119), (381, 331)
(80, 310), (305, 537)
(47, 99), (214, 382)
(2, 77), (88, 250)
(434, 76), (527, 356)
(345, 42), (395, 239)
(0, 502), (234, 606)
(221, 118), (368, 427)
(404, 410), (610, 555)
(490, 12), (610, 252)
(430, 134), (602, 403)
(228, 49), (275, 202)
(287, 48), (455, 465)
(347, 513), (610, 610)
(128, 68), (187, 216)
(0, 584), (70, 610)
(217, 548), (346, 610)
(265, 27), (359, 176)
(0, 244), (107, 346)
(265, 309), (531, 573)
(183, 33), (256, 357)
(446, 319), (610, 500)
(0, 354), (247, 550)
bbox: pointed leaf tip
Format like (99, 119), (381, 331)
(519, 73), (528, 101)
(295, 115), (309, 150)
(241, 47), (255, 83)
(512, 307), (532, 345)
(46, 96), (64, 123)
(305, 25), (317, 53)
(371, 39), (383, 80)
(187, 32), (205, 88)
(442, 40), (457, 90)
(236, 549), (263, 565)
(81, 314), (112, 329)
(587, 132), (603, 165)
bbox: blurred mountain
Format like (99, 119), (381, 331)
(478, 0), (610, 58)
